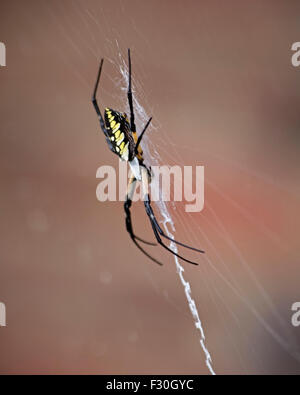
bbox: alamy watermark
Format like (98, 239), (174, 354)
(0, 302), (6, 327)
(291, 42), (300, 67)
(96, 161), (204, 213)
(291, 302), (300, 327)
(0, 42), (6, 67)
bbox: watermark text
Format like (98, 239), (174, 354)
(291, 302), (300, 327)
(291, 42), (300, 67)
(0, 42), (6, 67)
(96, 161), (204, 213)
(0, 302), (6, 327)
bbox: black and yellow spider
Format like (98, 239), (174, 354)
(92, 49), (204, 266)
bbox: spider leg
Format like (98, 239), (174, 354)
(144, 204), (205, 254)
(135, 117), (152, 154)
(144, 196), (199, 266)
(127, 49), (137, 134)
(124, 198), (162, 266)
(124, 197), (156, 246)
(140, 167), (203, 265)
(125, 175), (156, 246)
(92, 59), (106, 132)
(91, 59), (113, 148)
(124, 177), (162, 266)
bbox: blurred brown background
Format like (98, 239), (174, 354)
(0, 0), (300, 374)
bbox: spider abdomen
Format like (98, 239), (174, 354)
(104, 108), (135, 161)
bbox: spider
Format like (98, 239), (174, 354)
(92, 49), (204, 266)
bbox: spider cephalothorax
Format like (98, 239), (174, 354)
(92, 49), (205, 266)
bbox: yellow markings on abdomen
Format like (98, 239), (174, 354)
(120, 142), (129, 161)
(116, 133), (125, 146)
(112, 123), (120, 133)
(119, 141), (125, 151)
(114, 129), (121, 138)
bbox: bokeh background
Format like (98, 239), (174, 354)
(0, 0), (300, 374)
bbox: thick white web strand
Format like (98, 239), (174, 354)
(161, 208), (215, 376)
(117, 53), (216, 376)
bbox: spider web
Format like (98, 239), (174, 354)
(116, 51), (215, 375)
(45, 0), (300, 374)
(113, 47), (300, 374)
